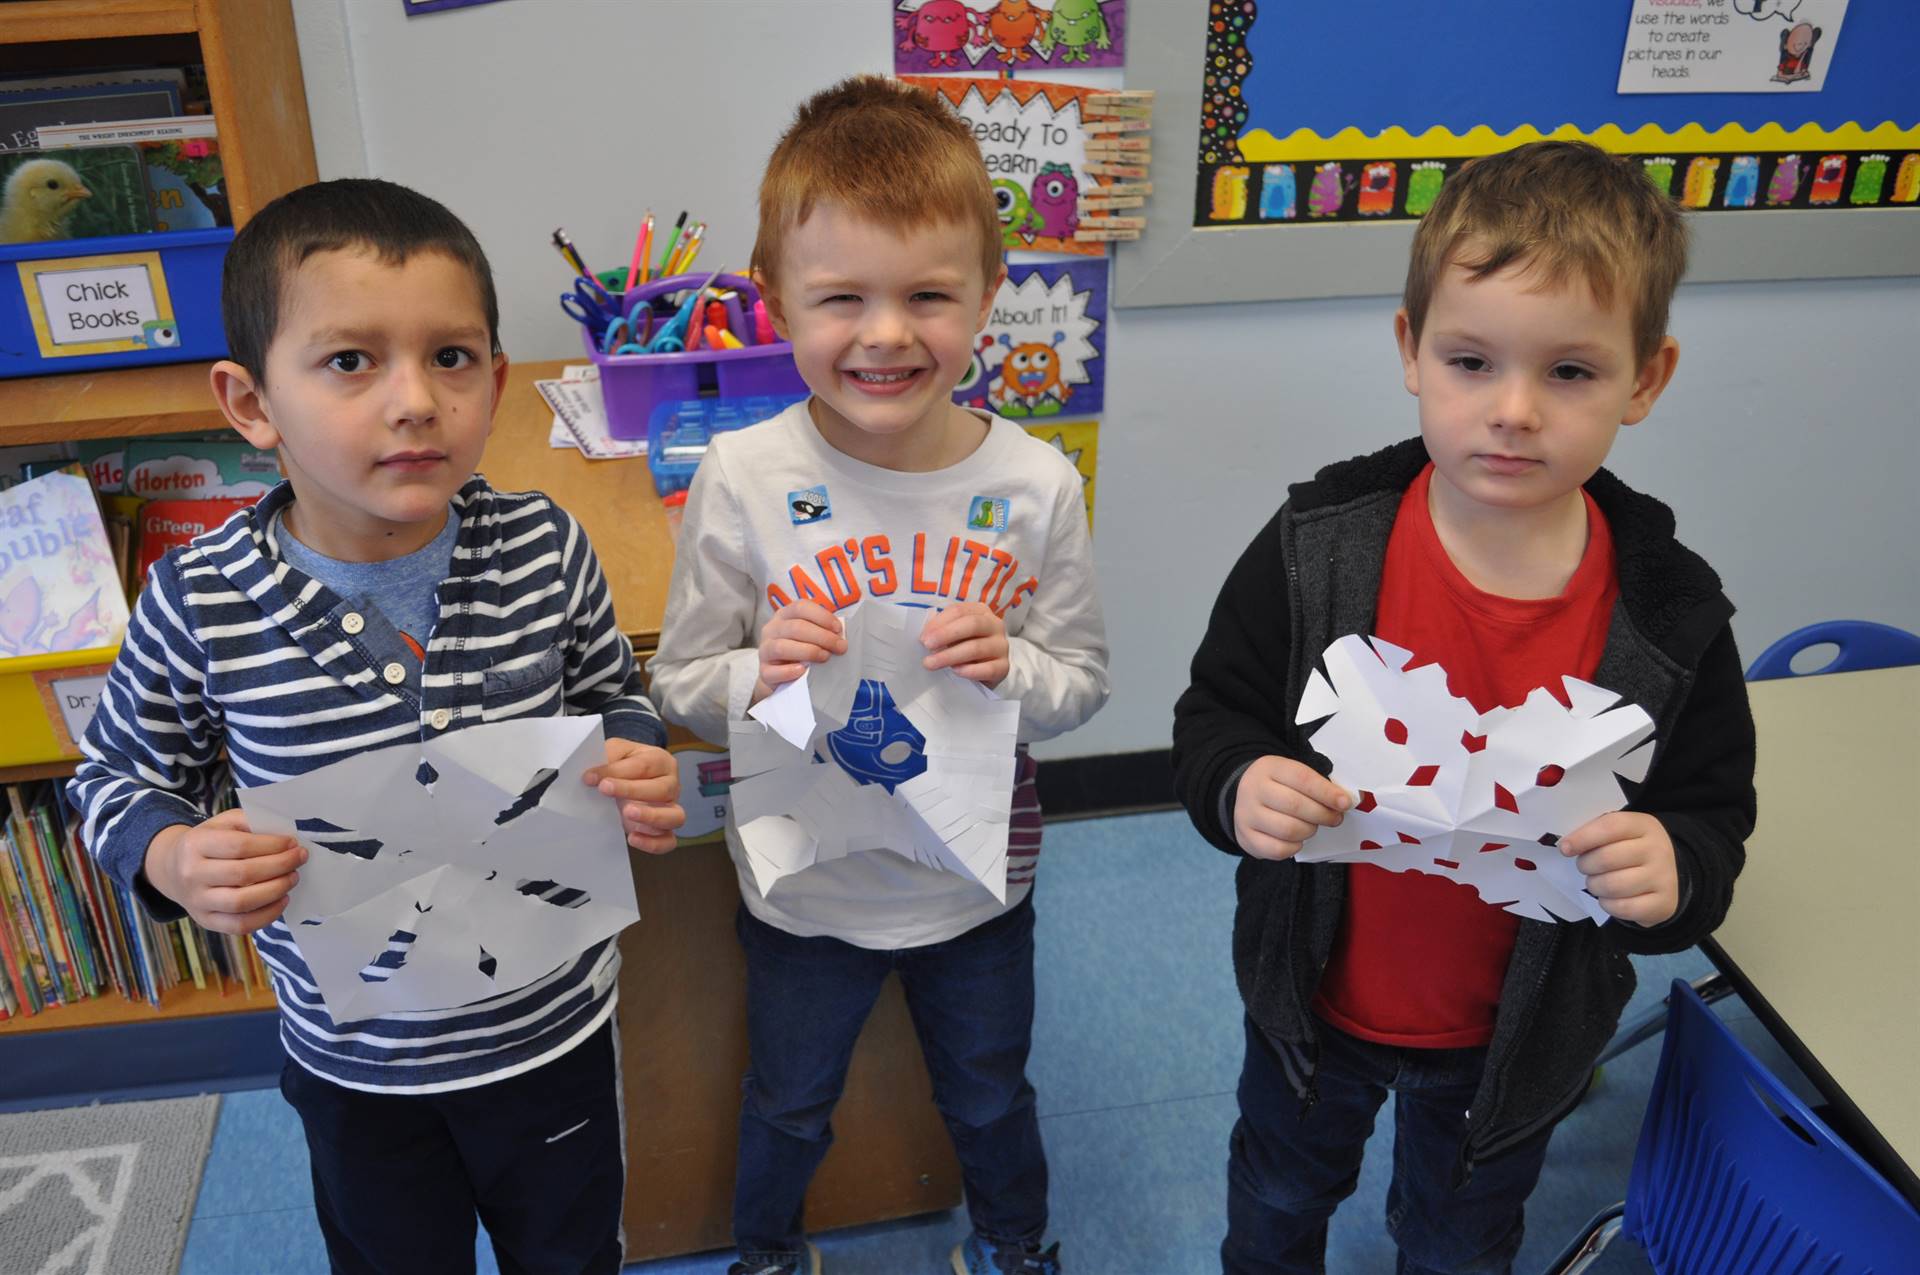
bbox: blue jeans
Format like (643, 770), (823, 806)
(732, 895), (1046, 1265)
(1223, 1015), (1556, 1275)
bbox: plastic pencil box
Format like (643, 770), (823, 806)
(1, 228), (232, 378)
(0, 646), (118, 767)
(581, 271), (806, 440)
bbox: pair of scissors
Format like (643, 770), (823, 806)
(559, 274), (621, 329)
(602, 310), (654, 355)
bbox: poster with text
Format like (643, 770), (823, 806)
(1620, 0), (1849, 94)
(894, 1), (1127, 73)
(956, 260), (1107, 419)
(903, 76), (1104, 257)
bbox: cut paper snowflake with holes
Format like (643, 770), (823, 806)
(237, 715), (635, 1019)
(727, 600), (1022, 902)
(1293, 635), (1657, 924)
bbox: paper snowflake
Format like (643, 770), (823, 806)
(727, 601), (1022, 901)
(1292, 635), (1657, 924)
(238, 716), (636, 1018)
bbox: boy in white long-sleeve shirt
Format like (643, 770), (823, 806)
(648, 75), (1109, 1275)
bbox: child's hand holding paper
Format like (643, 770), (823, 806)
(1560, 810), (1680, 926)
(583, 738), (686, 855)
(754, 599), (847, 705)
(144, 808), (308, 935)
(1232, 755), (1352, 862)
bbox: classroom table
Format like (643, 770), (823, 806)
(1704, 663), (1920, 1208)
(480, 363), (963, 1260)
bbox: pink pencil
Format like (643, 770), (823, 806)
(625, 211), (653, 292)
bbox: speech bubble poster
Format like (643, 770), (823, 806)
(954, 260), (1106, 419)
(1619, 0), (1850, 93)
(902, 76), (1105, 257)
(893, 1), (1127, 74)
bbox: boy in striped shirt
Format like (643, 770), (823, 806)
(68, 179), (683, 1274)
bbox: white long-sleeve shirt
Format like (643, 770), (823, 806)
(650, 403), (1109, 948)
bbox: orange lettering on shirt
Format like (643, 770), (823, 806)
(815, 543), (862, 609)
(862, 535), (897, 596)
(983, 549), (1018, 609)
(955, 540), (992, 600)
(767, 582), (794, 610)
(1000, 576), (1039, 617)
(787, 564), (834, 609)
(938, 536), (959, 596)
(911, 533), (941, 595)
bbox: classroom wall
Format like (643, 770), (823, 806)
(293, 0), (1920, 761)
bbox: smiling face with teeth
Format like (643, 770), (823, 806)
(759, 200), (1004, 471)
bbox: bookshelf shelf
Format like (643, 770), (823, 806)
(0, 761), (81, 785)
(0, 361), (227, 446)
(0, 0), (198, 46)
(0, 975), (270, 1034)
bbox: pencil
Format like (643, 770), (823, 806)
(625, 210), (652, 292)
(657, 211), (688, 279)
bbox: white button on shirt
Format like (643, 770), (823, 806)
(341, 612), (365, 635)
(382, 662), (406, 685)
(429, 708), (453, 730)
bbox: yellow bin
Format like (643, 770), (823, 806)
(0, 646), (119, 768)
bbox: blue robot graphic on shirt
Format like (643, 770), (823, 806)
(825, 680), (928, 794)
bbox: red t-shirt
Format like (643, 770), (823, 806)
(1312, 464), (1618, 1048)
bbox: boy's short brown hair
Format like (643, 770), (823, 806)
(1402, 140), (1688, 366)
(222, 178), (499, 385)
(753, 75), (1002, 289)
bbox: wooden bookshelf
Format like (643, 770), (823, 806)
(0, 760), (81, 785)
(0, 0), (198, 45)
(0, 974), (271, 1035)
(0, 360), (228, 446)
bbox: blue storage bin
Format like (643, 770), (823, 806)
(0, 227), (232, 378)
(647, 394), (805, 496)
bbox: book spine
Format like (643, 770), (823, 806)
(0, 824), (41, 1014)
(1, 811), (56, 1007)
(11, 793), (78, 1002)
(34, 803), (99, 995)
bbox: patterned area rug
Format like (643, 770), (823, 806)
(0, 1095), (219, 1275)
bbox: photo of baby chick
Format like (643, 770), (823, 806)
(1, 157), (93, 243)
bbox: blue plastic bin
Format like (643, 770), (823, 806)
(1, 227), (232, 378)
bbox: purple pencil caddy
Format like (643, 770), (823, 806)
(584, 271), (807, 440)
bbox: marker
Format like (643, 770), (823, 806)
(753, 298), (774, 345)
(656, 211), (688, 278)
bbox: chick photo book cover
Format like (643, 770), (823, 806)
(0, 146), (153, 244)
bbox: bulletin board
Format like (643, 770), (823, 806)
(1114, 2), (1920, 308)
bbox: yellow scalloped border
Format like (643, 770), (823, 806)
(1236, 121), (1920, 162)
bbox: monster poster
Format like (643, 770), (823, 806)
(1193, 2), (1918, 228)
(954, 260), (1106, 420)
(893, 1), (1126, 74)
(903, 76), (1107, 257)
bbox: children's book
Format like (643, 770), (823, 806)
(0, 470), (130, 658)
(37, 117), (228, 230)
(135, 497), (254, 584)
(0, 80), (181, 153)
(0, 144), (153, 243)
(124, 440), (277, 501)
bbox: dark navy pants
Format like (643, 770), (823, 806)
(279, 1019), (624, 1275)
(731, 895), (1046, 1266)
(1224, 1015), (1557, 1275)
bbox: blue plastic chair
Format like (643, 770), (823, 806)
(1551, 979), (1920, 1273)
(1746, 618), (1920, 681)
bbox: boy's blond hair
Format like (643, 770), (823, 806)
(1403, 140), (1688, 366)
(753, 75), (1002, 289)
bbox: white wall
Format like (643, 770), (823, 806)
(294, 0), (1920, 760)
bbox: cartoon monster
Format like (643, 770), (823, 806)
(1641, 156), (1676, 196)
(1258, 164), (1296, 220)
(1404, 162), (1447, 217)
(1029, 163), (1079, 240)
(1894, 154), (1920, 204)
(1211, 165), (1249, 220)
(1043, 0), (1110, 63)
(1723, 155), (1760, 209)
(982, 0), (1049, 63)
(1850, 154), (1889, 206)
(896, 0), (979, 70)
(993, 178), (1043, 247)
(1307, 162), (1349, 218)
(1772, 22), (1821, 84)
(988, 332), (1072, 417)
(1681, 156), (1720, 209)
(1766, 153), (1804, 206)
(954, 333), (997, 407)
(1357, 162), (1397, 216)
(1810, 153), (1847, 205)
